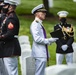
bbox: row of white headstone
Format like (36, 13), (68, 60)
(18, 35), (76, 75)
(73, 0), (76, 2)
(18, 35), (34, 75)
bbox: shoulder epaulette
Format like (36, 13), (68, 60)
(35, 20), (39, 23)
(54, 23), (59, 26)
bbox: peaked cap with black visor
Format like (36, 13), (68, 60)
(31, 4), (47, 14)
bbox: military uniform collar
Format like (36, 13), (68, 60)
(7, 11), (15, 16)
(60, 22), (67, 26)
(35, 17), (43, 25)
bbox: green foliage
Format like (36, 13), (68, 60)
(16, 0), (43, 15)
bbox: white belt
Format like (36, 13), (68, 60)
(14, 35), (18, 38)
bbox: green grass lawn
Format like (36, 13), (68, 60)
(16, 0), (43, 15)
(17, 0), (76, 75)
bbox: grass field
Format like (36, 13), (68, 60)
(16, 0), (76, 75)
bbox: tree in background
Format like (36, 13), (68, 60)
(43, 0), (49, 15)
(43, 0), (54, 17)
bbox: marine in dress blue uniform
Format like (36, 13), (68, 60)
(0, 0), (5, 57)
(30, 4), (58, 75)
(54, 11), (74, 65)
(0, 1), (8, 75)
(0, 0), (21, 75)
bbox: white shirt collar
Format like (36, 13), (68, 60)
(35, 17), (43, 25)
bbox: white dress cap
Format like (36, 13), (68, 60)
(57, 11), (69, 17)
(31, 4), (46, 14)
(4, 0), (21, 5)
(4, 0), (10, 4)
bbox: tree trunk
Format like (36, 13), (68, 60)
(43, 0), (49, 13)
(43, 0), (54, 17)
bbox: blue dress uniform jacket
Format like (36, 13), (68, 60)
(0, 13), (6, 58)
(0, 14), (9, 75)
(54, 23), (74, 54)
(0, 11), (21, 57)
(30, 19), (50, 58)
(0, 13), (3, 58)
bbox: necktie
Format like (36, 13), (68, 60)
(41, 25), (49, 66)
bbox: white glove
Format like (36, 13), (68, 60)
(61, 45), (68, 51)
(49, 38), (59, 43)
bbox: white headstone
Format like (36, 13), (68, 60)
(22, 57), (35, 75)
(19, 35), (30, 45)
(73, 0), (76, 2)
(48, 0), (53, 8)
(45, 65), (67, 75)
(25, 57), (35, 75)
(18, 35), (31, 63)
(18, 35), (31, 55)
(45, 64), (76, 75)
(18, 35), (32, 75)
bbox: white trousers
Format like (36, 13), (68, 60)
(3, 57), (18, 75)
(35, 58), (47, 75)
(56, 53), (73, 65)
(0, 58), (8, 75)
